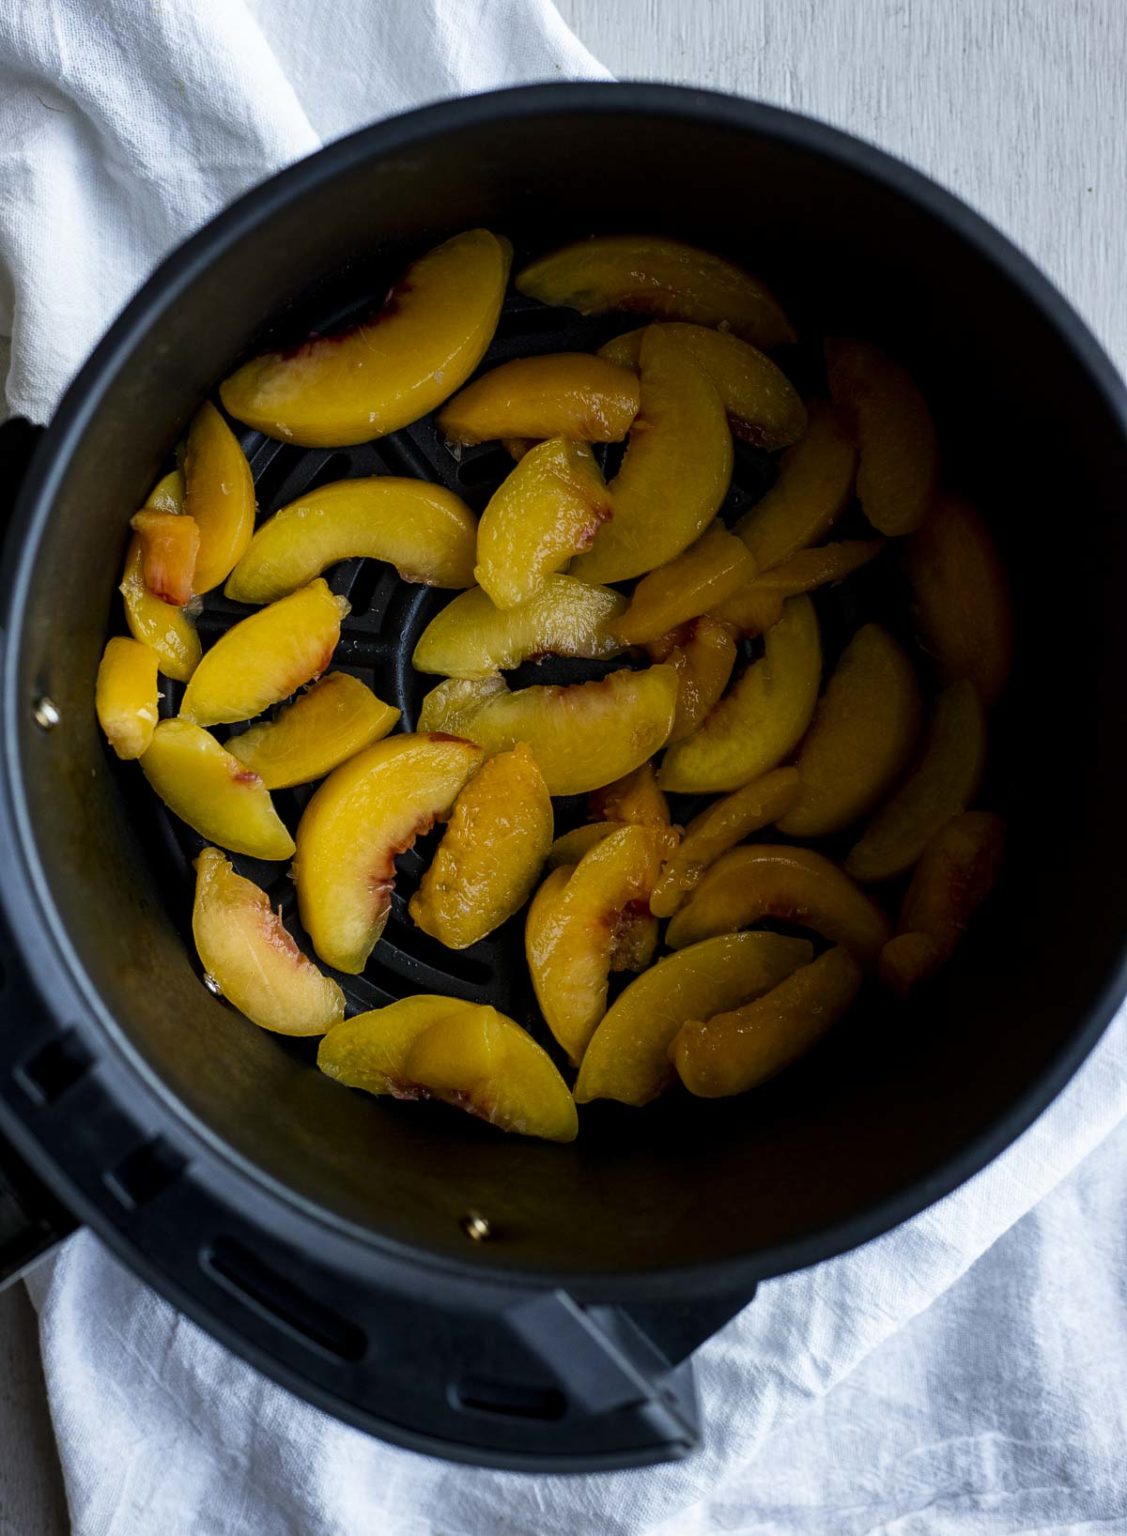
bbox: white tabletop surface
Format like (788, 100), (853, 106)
(2, 3), (1124, 1532)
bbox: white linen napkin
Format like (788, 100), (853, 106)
(3, 2), (1124, 1532)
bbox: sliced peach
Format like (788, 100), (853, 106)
(609, 908), (659, 973)
(589, 763), (670, 829)
(570, 327), (733, 584)
(437, 353), (640, 445)
(649, 767), (800, 917)
(403, 1005), (578, 1142)
(707, 585), (784, 637)
(600, 323), (806, 449)
(709, 541), (886, 634)
(903, 494), (1014, 704)
(733, 400), (857, 571)
(474, 439), (611, 610)
(646, 617), (739, 741)
(318, 996), (480, 1098)
(192, 847), (344, 1035)
(183, 402), (255, 594)
(417, 663), (677, 797)
(825, 338), (939, 536)
(611, 522), (756, 646)
(139, 719), (294, 859)
(525, 826), (666, 1063)
(846, 680), (987, 882)
(412, 575), (625, 678)
(121, 471), (201, 682)
(180, 579), (348, 727)
(666, 844), (891, 965)
(778, 624), (923, 837)
(294, 733), (482, 973)
(220, 229), (511, 447)
(547, 822), (621, 867)
(880, 811), (1006, 996)
(95, 636), (160, 760)
(225, 478), (476, 605)
(517, 235), (795, 349)
(226, 672), (399, 789)
(409, 744), (553, 949)
(130, 509), (200, 606)
(659, 595), (821, 793)
(145, 468), (185, 514)
(673, 946), (862, 1098)
(576, 931), (813, 1106)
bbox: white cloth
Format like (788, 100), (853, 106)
(3, 2), (1125, 1532)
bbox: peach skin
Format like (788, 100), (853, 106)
(318, 996), (480, 1098)
(436, 353), (640, 445)
(646, 617), (739, 741)
(611, 522), (756, 646)
(120, 471), (201, 682)
(733, 400), (857, 572)
(226, 672), (399, 789)
(95, 637), (160, 760)
(183, 402), (256, 594)
(130, 509), (200, 607)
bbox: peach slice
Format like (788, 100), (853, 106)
(778, 624), (922, 837)
(589, 762), (670, 829)
(95, 636), (160, 760)
(145, 468), (185, 514)
(547, 822), (621, 868)
(570, 328), (733, 585)
(709, 540), (886, 634)
(417, 663), (678, 797)
(666, 844), (891, 965)
(226, 672), (399, 789)
(120, 470), (201, 682)
(707, 585), (784, 637)
(659, 595), (821, 793)
(525, 824), (667, 1064)
(646, 617), (739, 741)
(903, 494), (1014, 705)
(192, 847), (344, 1035)
(225, 478), (476, 605)
(220, 229), (511, 447)
(139, 719), (294, 859)
(733, 400), (857, 572)
(436, 353), (640, 445)
(130, 509), (200, 607)
(517, 235), (795, 349)
(294, 733), (482, 973)
(846, 680), (987, 883)
(825, 338), (939, 536)
(474, 438), (611, 610)
(880, 811), (1006, 996)
(599, 322), (806, 449)
(609, 909), (659, 973)
(318, 995), (480, 1097)
(180, 578), (348, 727)
(409, 744), (553, 949)
(611, 522), (756, 646)
(649, 767), (801, 918)
(673, 946), (862, 1098)
(412, 575), (626, 678)
(183, 402), (256, 595)
(575, 931), (813, 1106)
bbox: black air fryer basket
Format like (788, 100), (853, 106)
(0, 85), (1124, 1472)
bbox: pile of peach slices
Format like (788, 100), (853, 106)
(95, 229), (1013, 1145)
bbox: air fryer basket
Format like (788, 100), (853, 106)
(0, 85), (1124, 1470)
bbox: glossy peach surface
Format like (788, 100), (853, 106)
(95, 636), (160, 760)
(412, 576), (625, 678)
(437, 352), (640, 445)
(130, 509), (200, 607)
(226, 672), (399, 788)
(734, 400), (857, 571)
(647, 617), (739, 741)
(120, 471), (201, 682)
(589, 763), (671, 829)
(612, 522), (756, 646)
(317, 996), (478, 1097)
(183, 401), (256, 594)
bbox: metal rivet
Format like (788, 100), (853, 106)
(460, 1212), (492, 1242)
(202, 973), (223, 998)
(33, 696), (60, 731)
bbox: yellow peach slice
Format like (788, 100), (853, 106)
(778, 624), (922, 837)
(192, 847), (344, 1035)
(183, 402), (256, 594)
(880, 811), (1006, 996)
(575, 931), (813, 1106)
(517, 235), (795, 349)
(903, 495), (1014, 705)
(220, 229), (511, 447)
(139, 719), (294, 859)
(294, 733), (482, 973)
(709, 541), (885, 634)
(646, 617), (739, 741)
(707, 585), (784, 637)
(825, 338), (939, 536)
(226, 672), (399, 789)
(589, 762), (670, 829)
(525, 824), (666, 1063)
(130, 509), (200, 607)
(180, 579), (348, 727)
(95, 636), (160, 760)
(403, 1006), (578, 1142)
(611, 522), (756, 646)
(436, 353), (640, 445)
(846, 680), (987, 882)
(659, 595), (821, 793)
(673, 946), (862, 1098)
(318, 996), (480, 1098)
(145, 468), (185, 514)
(570, 327), (733, 584)
(666, 844), (891, 964)
(547, 822), (621, 867)
(609, 909), (659, 973)
(225, 478), (476, 605)
(733, 400), (857, 571)
(474, 439), (610, 610)
(409, 744), (553, 949)
(649, 767), (801, 917)
(418, 663), (678, 797)
(412, 576), (626, 678)
(599, 323), (806, 449)
(120, 471), (201, 682)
